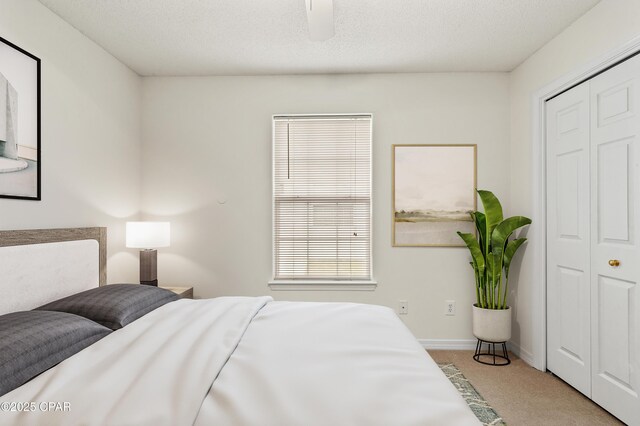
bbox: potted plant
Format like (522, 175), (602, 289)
(457, 190), (531, 343)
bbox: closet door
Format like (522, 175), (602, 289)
(590, 53), (640, 425)
(546, 82), (591, 396)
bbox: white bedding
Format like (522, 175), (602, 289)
(2, 297), (479, 426)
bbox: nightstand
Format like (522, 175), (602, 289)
(161, 286), (194, 299)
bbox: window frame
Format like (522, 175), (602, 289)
(269, 113), (375, 290)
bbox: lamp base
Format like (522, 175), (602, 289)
(140, 249), (158, 287)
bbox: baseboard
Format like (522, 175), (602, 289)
(419, 339), (477, 350)
(507, 341), (536, 367)
(17, 145), (37, 161)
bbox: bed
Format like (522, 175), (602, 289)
(0, 227), (480, 426)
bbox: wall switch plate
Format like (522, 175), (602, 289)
(398, 300), (408, 315)
(445, 300), (456, 316)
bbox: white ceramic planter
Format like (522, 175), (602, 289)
(472, 304), (512, 342)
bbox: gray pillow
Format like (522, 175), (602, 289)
(0, 310), (111, 396)
(36, 284), (179, 330)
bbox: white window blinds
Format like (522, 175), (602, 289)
(273, 115), (372, 281)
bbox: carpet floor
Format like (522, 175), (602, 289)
(428, 350), (624, 426)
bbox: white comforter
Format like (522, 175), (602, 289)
(2, 297), (480, 426)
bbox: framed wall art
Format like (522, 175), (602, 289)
(393, 144), (476, 247)
(0, 36), (41, 200)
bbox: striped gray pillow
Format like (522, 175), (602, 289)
(0, 310), (111, 396)
(36, 284), (179, 330)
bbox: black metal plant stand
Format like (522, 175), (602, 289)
(473, 339), (511, 366)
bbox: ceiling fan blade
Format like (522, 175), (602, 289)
(304, 0), (334, 41)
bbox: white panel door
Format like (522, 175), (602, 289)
(590, 54), (640, 426)
(546, 82), (591, 396)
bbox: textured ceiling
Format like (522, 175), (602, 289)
(38, 0), (600, 76)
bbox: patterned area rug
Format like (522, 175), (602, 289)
(439, 363), (507, 426)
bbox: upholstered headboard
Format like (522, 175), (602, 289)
(0, 227), (106, 315)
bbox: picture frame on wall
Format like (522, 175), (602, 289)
(392, 144), (477, 247)
(0, 36), (41, 200)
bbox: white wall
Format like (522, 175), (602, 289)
(0, 0), (142, 282)
(142, 73), (510, 341)
(509, 0), (640, 363)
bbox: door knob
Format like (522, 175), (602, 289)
(608, 259), (620, 267)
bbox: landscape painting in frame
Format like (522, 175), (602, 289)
(393, 145), (476, 247)
(0, 36), (40, 200)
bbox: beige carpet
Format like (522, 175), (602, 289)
(428, 350), (624, 426)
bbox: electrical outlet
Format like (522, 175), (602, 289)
(445, 300), (456, 316)
(398, 300), (408, 315)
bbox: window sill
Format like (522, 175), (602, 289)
(268, 280), (378, 291)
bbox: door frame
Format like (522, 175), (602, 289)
(530, 34), (640, 371)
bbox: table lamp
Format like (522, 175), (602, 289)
(126, 222), (170, 286)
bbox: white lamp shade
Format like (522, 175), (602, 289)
(126, 222), (170, 248)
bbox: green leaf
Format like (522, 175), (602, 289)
(477, 190), (503, 253)
(504, 238), (527, 279)
(457, 232), (485, 273)
(491, 216), (532, 260)
(488, 252), (502, 278)
(470, 211), (486, 255)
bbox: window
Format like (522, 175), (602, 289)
(272, 114), (372, 283)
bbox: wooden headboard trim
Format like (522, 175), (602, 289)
(0, 227), (107, 285)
